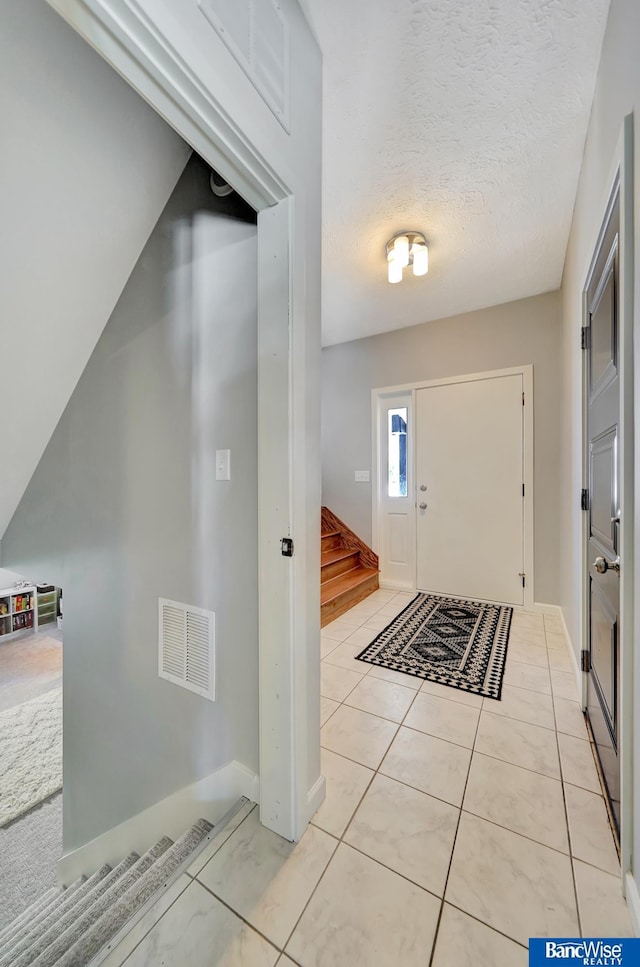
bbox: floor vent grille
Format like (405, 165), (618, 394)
(158, 599), (215, 701)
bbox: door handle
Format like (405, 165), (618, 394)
(419, 502), (427, 510)
(593, 555), (620, 574)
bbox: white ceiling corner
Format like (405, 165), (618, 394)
(305, 0), (611, 346)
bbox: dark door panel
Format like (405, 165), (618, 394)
(585, 192), (620, 839)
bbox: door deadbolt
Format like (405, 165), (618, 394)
(419, 502), (427, 510)
(419, 484), (427, 492)
(593, 555), (620, 574)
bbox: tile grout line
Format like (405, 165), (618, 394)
(111, 876), (193, 966)
(187, 805), (257, 879)
(314, 757), (456, 813)
(286, 629), (458, 959)
(277, 603), (422, 960)
(195, 877), (292, 957)
(427, 688), (484, 967)
(442, 900), (530, 952)
(318, 620), (481, 961)
(547, 624), (583, 938)
(278, 680), (402, 957)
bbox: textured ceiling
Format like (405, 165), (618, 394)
(304, 0), (611, 345)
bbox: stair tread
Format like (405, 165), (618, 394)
(9, 856), (139, 967)
(24, 840), (173, 967)
(321, 529), (341, 538)
(1, 816), (217, 967)
(0, 879), (84, 964)
(321, 566), (378, 605)
(0, 888), (60, 954)
(54, 820), (213, 967)
(3, 867), (114, 967)
(321, 547), (359, 568)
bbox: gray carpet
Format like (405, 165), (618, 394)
(0, 792), (62, 931)
(0, 631), (62, 713)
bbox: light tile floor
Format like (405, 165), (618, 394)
(105, 592), (634, 966)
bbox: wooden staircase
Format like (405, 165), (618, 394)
(321, 507), (379, 627)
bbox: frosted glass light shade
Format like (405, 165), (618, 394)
(393, 235), (410, 267)
(385, 231), (428, 283)
(388, 258), (403, 284)
(412, 242), (429, 276)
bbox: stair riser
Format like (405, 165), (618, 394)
(321, 533), (342, 553)
(321, 552), (360, 583)
(321, 572), (379, 627)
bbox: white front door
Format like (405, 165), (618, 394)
(415, 373), (525, 605)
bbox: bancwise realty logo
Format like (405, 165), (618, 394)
(529, 939), (640, 966)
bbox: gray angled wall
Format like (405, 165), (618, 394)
(2, 155), (259, 852)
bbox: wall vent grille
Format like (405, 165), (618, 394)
(158, 599), (215, 701)
(198, 0), (290, 131)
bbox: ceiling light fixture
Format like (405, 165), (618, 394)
(386, 232), (429, 283)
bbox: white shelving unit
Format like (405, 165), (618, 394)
(0, 586), (38, 640)
(37, 588), (59, 626)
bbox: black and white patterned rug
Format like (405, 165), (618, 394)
(355, 593), (513, 700)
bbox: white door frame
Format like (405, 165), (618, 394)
(372, 365), (534, 608)
(46, 0), (312, 841)
(581, 115), (634, 883)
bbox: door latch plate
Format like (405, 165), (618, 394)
(281, 537), (294, 557)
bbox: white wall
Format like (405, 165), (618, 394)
(559, 0), (640, 903)
(322, 291), (562, 605)
(2, 157), (260, 851)
(0, 0), (191, 537)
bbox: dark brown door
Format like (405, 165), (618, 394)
(585, 191), (620, 837)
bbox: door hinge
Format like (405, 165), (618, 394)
(522, 391), (525, 406)
(581, 488), (590, 511)
(522, 483), (525, 497)
(281, 537), (294, 557)
(581, 326), (590, 350)
(581, 649), (591, 673)
(519, 572), (526, 588)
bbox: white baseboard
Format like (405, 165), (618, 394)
(534, 602), (582, 702)
(556, 606), (583, 703)
(532, 602), (563, 615)
(58, 760), (259, 885)
(306, 774), (326, 823)
(625, 871), (640, 936)
(378, 580), (416, 593)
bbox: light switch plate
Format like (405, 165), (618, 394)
(354, 470), (370, 482)
(216, 449), (231, 480)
